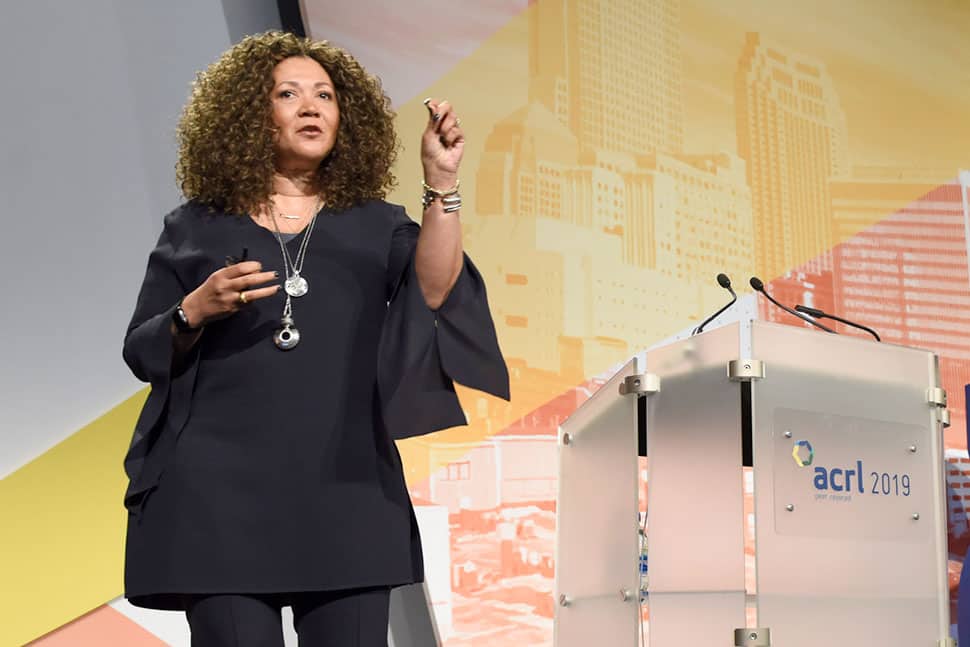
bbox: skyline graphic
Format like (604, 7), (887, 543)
(393, 1), (970, 644)
(385, 0), (970, 644)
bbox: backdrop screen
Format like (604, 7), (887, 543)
(306, 1), (970, 644)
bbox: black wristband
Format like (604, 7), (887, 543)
(171, 299), (200, 333)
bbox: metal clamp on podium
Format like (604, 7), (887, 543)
(734, 627), (771, 647)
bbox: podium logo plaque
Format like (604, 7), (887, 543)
(771, 407), (926, 541)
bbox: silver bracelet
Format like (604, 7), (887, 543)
(441, 194), (462, 213)
(421, 188), (462, 212)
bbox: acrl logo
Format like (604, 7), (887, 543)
(791, 440), (813, 467)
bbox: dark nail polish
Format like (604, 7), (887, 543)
(432, 113), (440, 122)
(274, 270), (280, 278)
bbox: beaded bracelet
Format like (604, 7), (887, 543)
(421, 178), (462, 212)
(422, 178), (460, 196)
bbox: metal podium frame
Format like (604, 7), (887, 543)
(554, 320), (954, 647)
(388, 582), (441, 647)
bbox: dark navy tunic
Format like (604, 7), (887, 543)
(121, 200), (508, 610)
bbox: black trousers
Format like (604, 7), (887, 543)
(185, 588), (391, 647)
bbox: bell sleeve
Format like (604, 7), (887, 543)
(121, 210), (201, 512)
(377, 206), (510, 440)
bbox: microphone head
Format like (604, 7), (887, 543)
(716, 273), (732, 289)
(749, 276), (765, 291)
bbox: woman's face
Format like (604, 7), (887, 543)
(270, 56), (340, 169)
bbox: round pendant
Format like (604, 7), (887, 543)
(285, 274), (308, 298)
(274, 323), (301, 350)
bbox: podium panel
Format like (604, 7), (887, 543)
(750, 321), (949, 646)
(645, 323), (746, 646)
(554, 358), (640, 647)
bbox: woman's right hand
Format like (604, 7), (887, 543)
(179, 261), (280, 329)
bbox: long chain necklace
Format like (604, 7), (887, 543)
(269, 198), (322, 350)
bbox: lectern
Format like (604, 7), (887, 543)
(554, 320), (953, 647)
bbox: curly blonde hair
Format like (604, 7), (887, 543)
(176, 31), (398, 214)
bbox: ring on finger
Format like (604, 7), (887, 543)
(238, 291), (248, 305)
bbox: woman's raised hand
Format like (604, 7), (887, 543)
(179, 261), (279, 329)
(421, 98), (464, 190)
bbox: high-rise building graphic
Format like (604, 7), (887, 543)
(642, 152), (754, 283)
(529, 0), (684, 155)
(474, 115), (749, 374)
(962, 170), (970, 261)
(830, 172), (970, 436)
(736, 33), (849, 277)
(831, 175), (970, 355)
(475, 0), (754, 377)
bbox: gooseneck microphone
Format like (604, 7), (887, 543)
(795, 304), (881, 342)
(692, 273), (738, 335)
(749, 277), (836, 333)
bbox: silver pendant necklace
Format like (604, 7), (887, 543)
(285, 273), (309, 298)
(269, 198), (322, 350)
(273, 296), (301, 350)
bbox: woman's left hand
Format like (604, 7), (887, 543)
(421, 98), (464, 190)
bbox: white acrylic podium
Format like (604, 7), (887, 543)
(553, 320), (953, 647)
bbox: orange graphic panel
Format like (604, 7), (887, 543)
(28, 606), (166, 647)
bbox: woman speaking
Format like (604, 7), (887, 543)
(121, 31), (508, 646)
